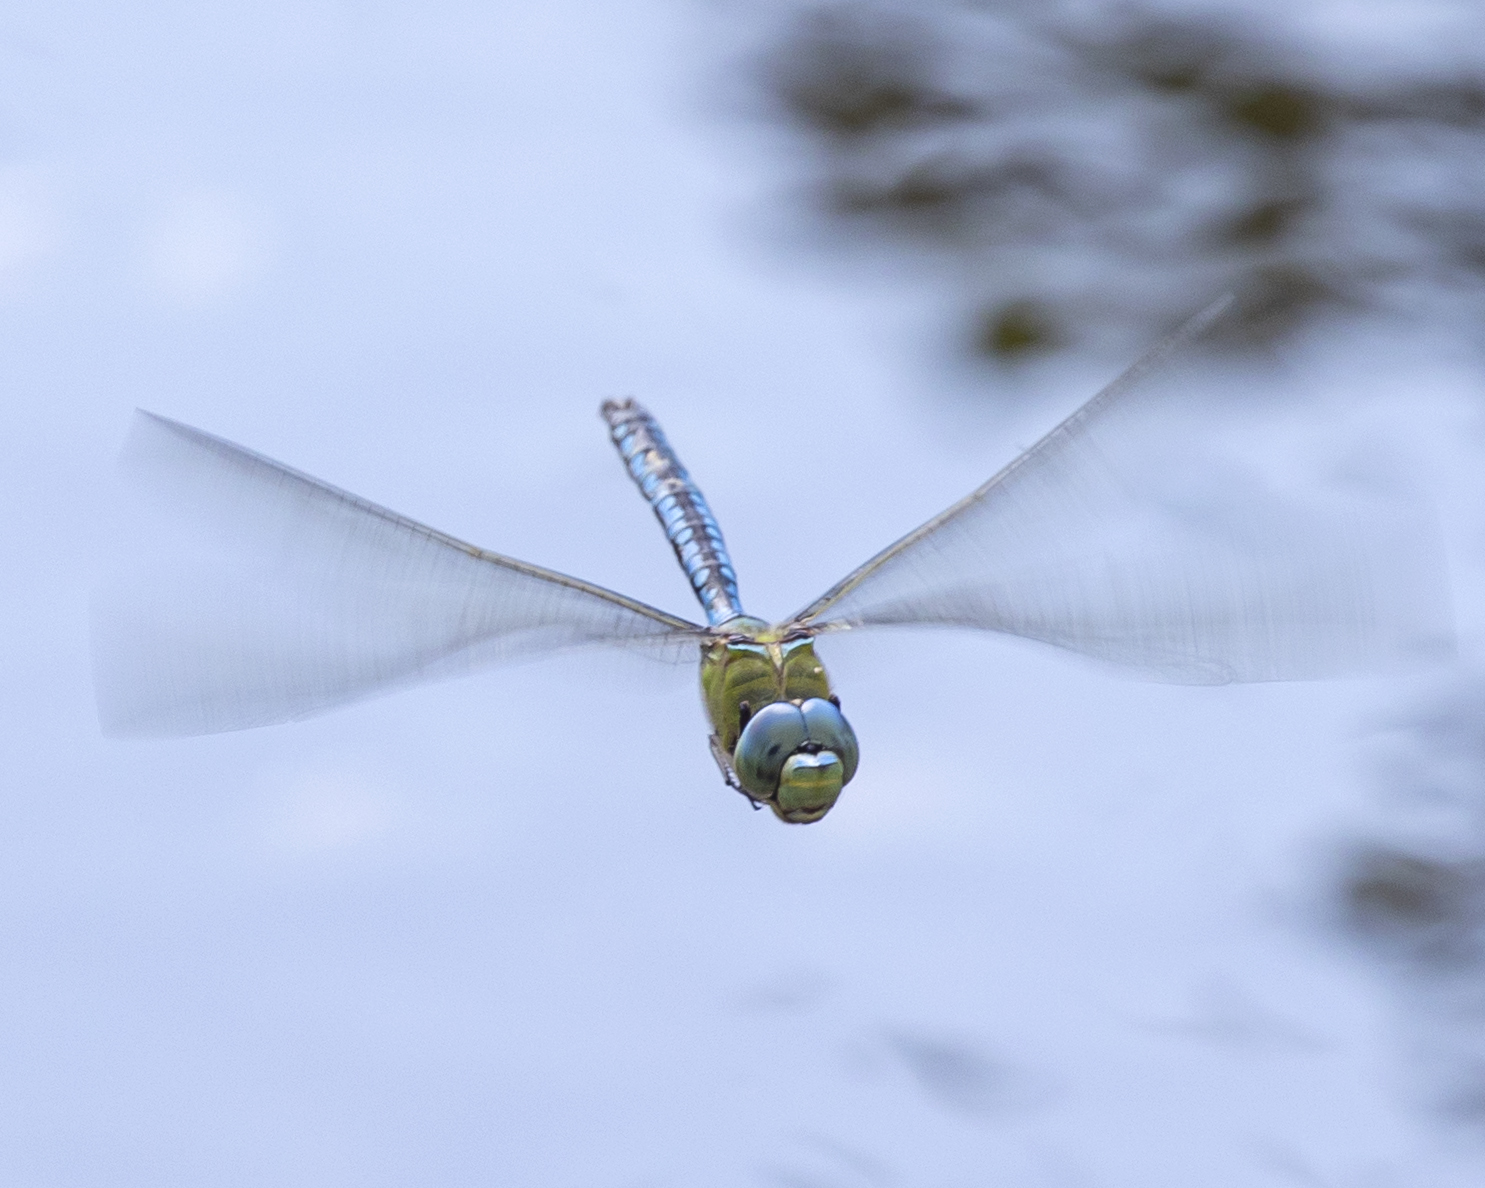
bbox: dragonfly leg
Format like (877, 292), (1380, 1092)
(708, 732), (741, 789)
(708, 733), (764, 809)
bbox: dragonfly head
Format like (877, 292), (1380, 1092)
(733, 697), (859, 824)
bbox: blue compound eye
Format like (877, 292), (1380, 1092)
(733, 702), (808, 799)
(732, 697), (861, 818)
(798, 697), (859, 785)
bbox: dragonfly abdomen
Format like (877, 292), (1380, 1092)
(602, 399), (745, 627)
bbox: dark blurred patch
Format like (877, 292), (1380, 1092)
(889, 1032), (1004, 1114)
(1342, 847), (1484, 967)
(1219, 198), (1309, 247)
(1223, 82), (1328, 141)
(1340, 682), (1485, 970)
(1337, 677), (1485, 1126)
(1352, 78), (1485, 127)
(975, 298), (1062, 359)
(1213, 265), (1342, 348)
(1104, 18), (1228, 94)
(831, 158), (974, 223)
(886, 1030), (1047, 1117)
(1408, 210), (1485, 275)
(765, 6), (972, 138)
(753, 1), (1485, 362)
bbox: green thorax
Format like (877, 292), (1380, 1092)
(700, 616), (834, 755)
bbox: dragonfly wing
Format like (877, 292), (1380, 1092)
(93, 412), (706, 736)
(791, 300), (1452, 683)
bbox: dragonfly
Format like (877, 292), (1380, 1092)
(92, 299), (1448, 823)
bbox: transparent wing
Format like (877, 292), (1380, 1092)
(791, 299), (1452, 683)
(92, 413), (706, 736)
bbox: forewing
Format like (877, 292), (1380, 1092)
(792, 301), (1451, 683)
(93, 413), (706, 736)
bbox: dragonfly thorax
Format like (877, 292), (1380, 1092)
(700, 623), (859, 823)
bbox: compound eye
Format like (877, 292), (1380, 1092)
(799, 698), (859, 785)
(733, 702), (808, 799)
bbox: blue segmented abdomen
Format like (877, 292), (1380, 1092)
(600, 399), (745, 627)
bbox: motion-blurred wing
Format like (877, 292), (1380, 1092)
(790, 300), (1451, 683)
(93, 413), (706, 736)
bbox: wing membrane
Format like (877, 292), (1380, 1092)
(792, 299), (1452, 682)
(93, 413), (706, 736)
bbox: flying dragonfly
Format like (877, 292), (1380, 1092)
(92, 300), (1449, 823)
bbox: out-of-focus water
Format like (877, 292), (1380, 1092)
(2, 2), (1484, 1185)
(742, 0), (1485, 362)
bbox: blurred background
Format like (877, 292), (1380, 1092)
(3, 1), (1485, 1184)
(739, 0), (1485, 361)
